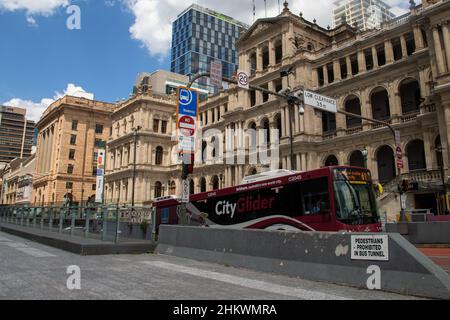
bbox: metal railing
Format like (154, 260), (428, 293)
(0, 205), (154, 243)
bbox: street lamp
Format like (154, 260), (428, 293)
(361, 148), (368, 169)
(280, 65), (296, 171)
(131, 126), (142, 208)
(436, 145), (449, 215)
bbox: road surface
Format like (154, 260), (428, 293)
(0, 231), (422, 300)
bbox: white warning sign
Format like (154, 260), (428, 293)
(351, 235), (389, 261)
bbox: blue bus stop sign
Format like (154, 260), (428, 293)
(178, 88), (198, 117)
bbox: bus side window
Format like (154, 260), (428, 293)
(301, 178), (330, 215)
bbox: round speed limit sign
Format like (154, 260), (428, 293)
(237, 70), (249, 89)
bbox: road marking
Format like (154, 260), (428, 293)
(3, 241), (56, 258)
(141, 261), (350, 300)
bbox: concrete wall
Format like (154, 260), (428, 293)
(157, 226), (450, 299)
(386, 222), (450, 244)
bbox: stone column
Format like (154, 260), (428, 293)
(333, 60), (341, 81)
(296, 154), (301, 172)
(346, 56), (352, 77)
(269, 38), (276, 66)
(256, 46), (263, 71)
(413, 24), (425, 51)
(372, 46), (379, 69)
(284, 106), (290, 138)
(432, 26), (447, 74)
(294, 104), (300, 134)
(301, 153), (307, 171)
(322, 65), (329, 85)
(358, 50), (366, 72)
(312, 68), (319, 87)
(385, 39), (394, 64)
(281, 107), (287, 137)
(400, 34), (408, 58)
(442, 22), (450, 72)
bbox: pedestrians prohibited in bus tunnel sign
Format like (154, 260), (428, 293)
(351, 235), (389, 261)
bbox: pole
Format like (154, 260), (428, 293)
(132, 129), (137, 208)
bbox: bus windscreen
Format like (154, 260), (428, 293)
(333, 168), (379, 225)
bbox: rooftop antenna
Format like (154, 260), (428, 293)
(278, 0), (281, 14)
(264, 0), (267, 18)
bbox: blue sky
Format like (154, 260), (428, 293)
(0, 0), (408, 122)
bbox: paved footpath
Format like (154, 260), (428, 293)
(0, 231), (423, 300)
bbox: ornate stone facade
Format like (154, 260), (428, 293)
(106, 0), (450, 218)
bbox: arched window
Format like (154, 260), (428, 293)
(262, 46), (269, 70)
(155, 146), (163, 165)
(407, 140), (426, 171)
(275, 40), (283, 64)
(349, 150), (365, 168)
(262, 118), (270, 144)
(154, 181), (162, 198)
(325, 155), (339, 167)
(250, 52), (257, 75)
(399, 78), (421, 114)
(376, 146), (396, 183)
(275, 114), (282, 139)
(345, 96), (362, 128)
(169, 181), (176, 196)
(200, 178), (207, 193)
(211, 176), (220, 191)
(247, 122), (257, 151)
(370, 87), (391, 121)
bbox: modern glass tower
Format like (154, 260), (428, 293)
(332, 0), (396, 31)
(171, 4), (249, 93)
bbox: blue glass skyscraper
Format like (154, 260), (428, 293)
(171, 4), (249, 93)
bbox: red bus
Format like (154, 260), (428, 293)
(153, 166), (382, 233)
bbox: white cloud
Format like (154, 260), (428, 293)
(124, 0), (409, 59)
(2, 83), (89, 122)
(0, 0), (70, 25)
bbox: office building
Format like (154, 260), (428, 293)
(0, 106), (35, 164)
(32, 95), (114, 206)
(332, 0), (396, 31)
(170, 4), (249, 93)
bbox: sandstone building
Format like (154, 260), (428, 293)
(32, 96), (114, 206)
(105, 0), (450, 219)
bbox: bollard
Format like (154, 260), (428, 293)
(70, 208), (76, 236)
(48, 208), (53, 232)
(115, 205), (120, 244)
(40, 208), (44, 229)
(59, 209), (64, 233)
(33, 208), (37, 228)
(101, 207), (108, 241)
(84, 208), (90, 238)
(25, 208), (30, 227)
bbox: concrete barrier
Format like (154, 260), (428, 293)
(156, 225), (450, 299)
(386, 222), (450, 244)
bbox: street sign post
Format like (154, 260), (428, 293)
(237, 70), (250, 89)
(304, 90), (337, 113)
(210, 60), (223, 89)
(177, 87), (199, 154)
(395, 131), (404, 170)
(181, 179), (190, 203)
